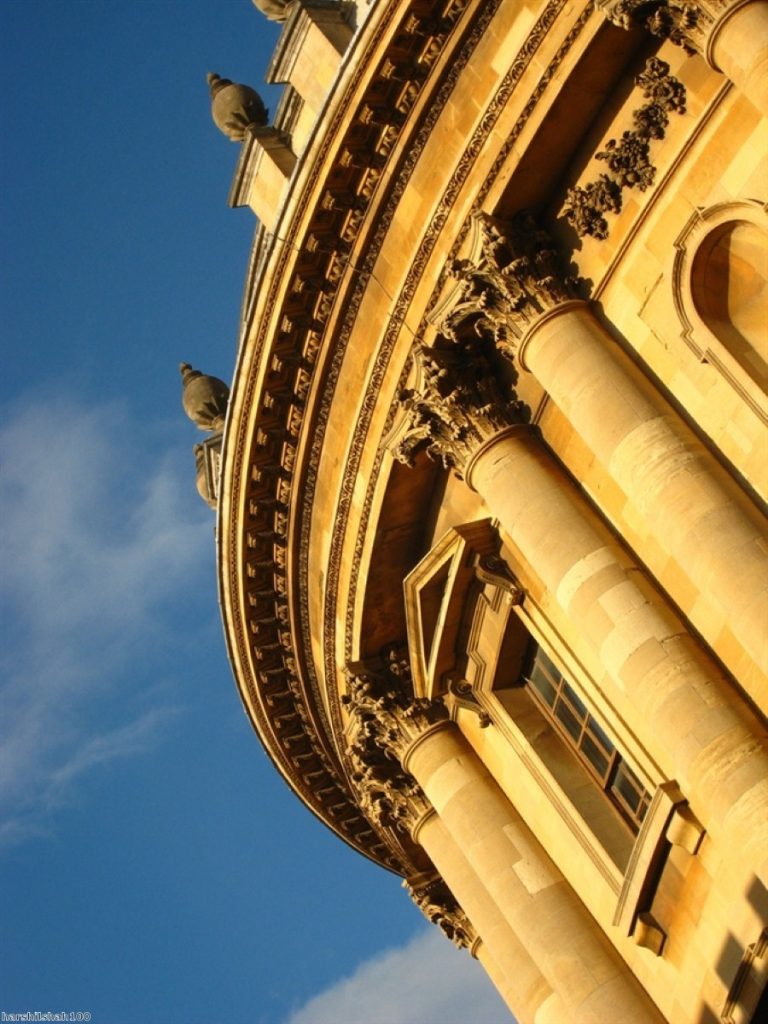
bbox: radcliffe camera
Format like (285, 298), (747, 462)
(5, 2), (767, 1022)
(186, 1), (768, 1022)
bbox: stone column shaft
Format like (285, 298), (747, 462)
(465, 425), (768, 886)
(518, 300), (768, 682)
(708, 1), (768, 116)
(414, 811), (564, 1024)
(405, 724), (665, 1024)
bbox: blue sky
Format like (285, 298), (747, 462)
(0, 3), (512, 1022)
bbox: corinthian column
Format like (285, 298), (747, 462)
(342, 672), (664, 1024)
(597, 0), (768, 117)
(343, 669), (536, 1021)
(438, 212), (768, 686)
(391, 335), (768, 888)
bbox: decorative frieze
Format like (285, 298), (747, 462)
(564, 57), (686, 238)
(404, 871), (478, 952)
(392, 340), (529, 475)
(437, 212), (579, 358)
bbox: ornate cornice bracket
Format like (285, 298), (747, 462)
(431, 212), (580, 361)
(446, 677), (492, 728)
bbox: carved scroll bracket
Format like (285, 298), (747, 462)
(445, 677), (492, 728)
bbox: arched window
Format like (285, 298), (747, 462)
(691, 219), (768, 390)
(673, 200), (768, 420)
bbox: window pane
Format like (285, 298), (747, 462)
(529, 662), (556, 707)
(586, 716), (614, 754)
(612, 762), (644, 814)
(562, 681), (586, 717)
(580, 733), (610, 779)
(536, 647), (560, 681)
(555, 699), (581, 741)
(523, 643), (652, 835)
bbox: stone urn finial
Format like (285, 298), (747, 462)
(207, 72), (268, 141)
(251, 0), (290, 21)
(180, 363), (230, 509)
(180, 362), (230, 432)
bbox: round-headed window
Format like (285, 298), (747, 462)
(691, 219), (768, 390)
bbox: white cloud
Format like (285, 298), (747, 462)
(0, 394), (212, 846)
(284, 928), (514, 1024)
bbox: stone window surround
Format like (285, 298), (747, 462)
(672, 197), (768, 424)
(402, 519), (681, 897)
(403, 518), (708, 954)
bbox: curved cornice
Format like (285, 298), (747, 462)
(219, 0), (484, 873)
(218, 0), (601, 873)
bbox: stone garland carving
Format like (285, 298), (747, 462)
(392, 340), (529, 475)
(596, 0), (725, 56)
(404, 873), (478, 952)
(437, 211), (580, 359)
(564, 56), (686, 238)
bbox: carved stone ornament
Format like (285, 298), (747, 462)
(391, 340), (529, 476)
(437, 212), (579, 357)
(342, 667), (448, 833)
(564, 57), (686, 238)
(596, 0), (722, 56)
(474, 552), (525, 603)
(446, 678), (492, 728)
(180, 362), (230, 431)
(208, 72), (269, 141)
(180, 363), (230, 509)
(252, 0), (291, 21)
(404, 872), (477, 952)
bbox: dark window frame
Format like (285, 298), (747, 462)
(524, 645), (651, 833)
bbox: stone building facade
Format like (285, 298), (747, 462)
(185, 1), (768, 1020)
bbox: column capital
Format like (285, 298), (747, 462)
(342, 665), (449, 833)
(391, 340), (529, 477)
(596, 1), (726, 57)
(404, 870), (478, 953)
(435, 212), (580, 361)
